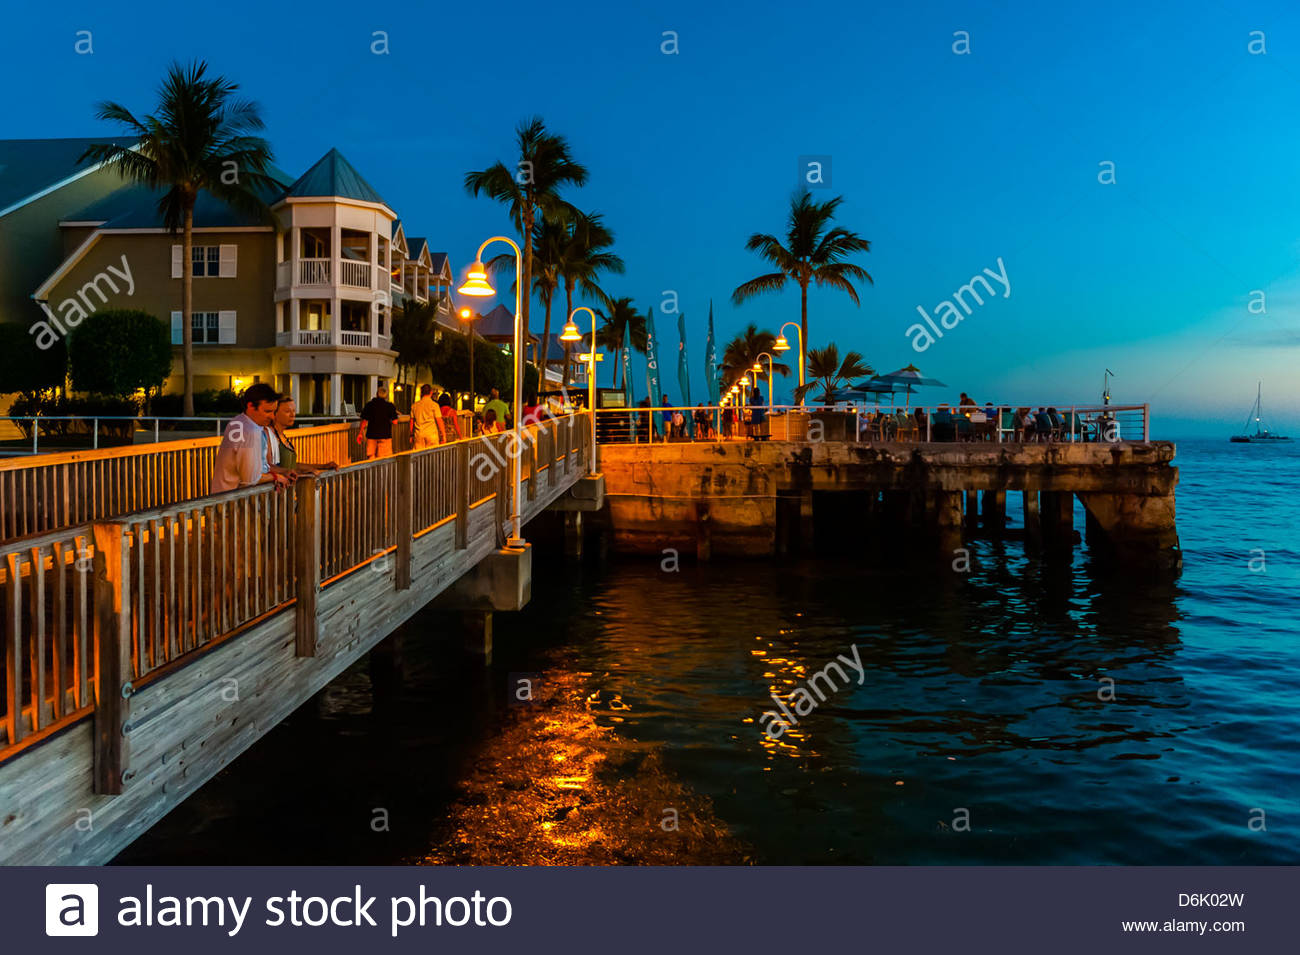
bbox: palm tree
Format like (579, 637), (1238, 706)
(795, 343), (873, 405)
(489, 217), (565, 375)
(594, 297), (646, 387)
(82, 60), (276, 417)
(557, 211), (624, 382)
(390, 299), (441, 399)
(718, 323), (791, 393)
(731, 191), (873, 396)
(465, 117), (587, 379)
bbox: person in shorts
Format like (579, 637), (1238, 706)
(357, 382), (399, 458)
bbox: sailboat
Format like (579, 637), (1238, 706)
(1230, 382), (1290, 442)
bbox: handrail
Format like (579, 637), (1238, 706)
(0, 412), (591, 760)
(593, 403), (1152, 445)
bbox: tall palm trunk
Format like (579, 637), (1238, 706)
(540, 293), (554, 389)
(562, 278), (575, 385)
(799, 279), (809, 407)
(522, 206), (536, 373)
(182, 204), (195, 417)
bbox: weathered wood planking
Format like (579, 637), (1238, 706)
(0, 451), (581, 864)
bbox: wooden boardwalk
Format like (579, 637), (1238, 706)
(0, 413), (594, 864)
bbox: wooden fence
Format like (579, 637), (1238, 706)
(0, 422), (413, 543)
(0, 413), (590, 762)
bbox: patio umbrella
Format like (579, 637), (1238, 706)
(872, 364), (947, 408)
(850, 380), (898, 407)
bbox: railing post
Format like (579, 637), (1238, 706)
(294, 475), (320, 657)
(93, 419), (99, 449)
(528, 434), (538, 501)
(549, 422), (559, 487)
(1143, 403), (1150, 442)
(154, 419), (159, 444)
(92, 521), (130, 795)
(4, 554), (25, 747)
(394, 454), (412, 591)
(926, 410), (932, 443)
(454, 441), (469, 550)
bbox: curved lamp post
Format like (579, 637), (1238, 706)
(753, 352), (775, 407)
(459, 236), (525, 548)
(559, 306), (599, 476)
(773, 322), (804, 404)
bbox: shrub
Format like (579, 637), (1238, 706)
(0, 322), (67, 394)
(151, 388), (243, 425)
(68, 309), (172, 398)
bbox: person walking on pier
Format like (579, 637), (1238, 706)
(438, 392), (463, 441)
(410, 383), (442, 450)
(485, 387), (510, 430)
(357, 383), (399, 459)
(211, 383), (294, 493)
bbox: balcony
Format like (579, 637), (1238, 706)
(340, 331), (370, 347)
(299, 259), (330, 286)
(339, 260), (371, 289)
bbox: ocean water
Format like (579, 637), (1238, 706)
(117, 438), (1300, 865)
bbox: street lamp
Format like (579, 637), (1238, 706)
(560, 306), (598, 476)
(774, 322), (804, 404)
(458, 306), (477, 413)
(754, 352), (775, 406)
(459, 237), (525, 548)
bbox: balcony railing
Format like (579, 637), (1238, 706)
(296, 329), (332, 346)
(299, 259), (330, 285)
(340, 331), (370, 347)
(340, 260), (371, 289)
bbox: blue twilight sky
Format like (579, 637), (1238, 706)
(4, 0), (1300, 435)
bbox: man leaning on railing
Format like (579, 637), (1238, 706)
(211, 383), (296, 493)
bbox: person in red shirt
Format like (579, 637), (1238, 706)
(438, 392), (462, 440)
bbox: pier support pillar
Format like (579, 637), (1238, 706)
(1040, 491), (1075, 553)
(1077, 491), (1182, 570)
(1023, 491), (1042, 551)
(461, 611), (493, 661)
(931, 491), (964, 557)
(563, 511), (584, 558)
(964, 491), (981, 533)
(982, 490), (1006, 535)
(432, 543), (532, 612)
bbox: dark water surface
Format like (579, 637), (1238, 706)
(118, 439), (1300, 865)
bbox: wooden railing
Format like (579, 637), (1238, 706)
(0, 422), (413, 544)
(299, 258), (330, 285)
(339, 260), (371, 288)
(0, 413), (591, 759)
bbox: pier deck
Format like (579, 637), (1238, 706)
(0, 414), (596, 864)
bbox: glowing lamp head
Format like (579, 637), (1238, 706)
(459, 307), (472, 320)
(458, 261), (495, 296)
(740, 375), (751, 387)
(773, 335), (790, 352)
(752, 362), (763, 373)
(559, 320), (583, 343)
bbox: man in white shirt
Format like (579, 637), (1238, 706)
(211, 383), (293, 493)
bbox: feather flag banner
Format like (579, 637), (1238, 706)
(645, 307), (663, 435)
(705, 301), (719, 405)
(677, 312), (693, 437)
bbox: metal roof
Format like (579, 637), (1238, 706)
(282, 148), (386, 204)
(0, 136), (136, 215)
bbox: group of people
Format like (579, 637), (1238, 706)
(633, 387), (770, 441)
(210, 383), (340, 493)
(212, 380), (568, 493)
